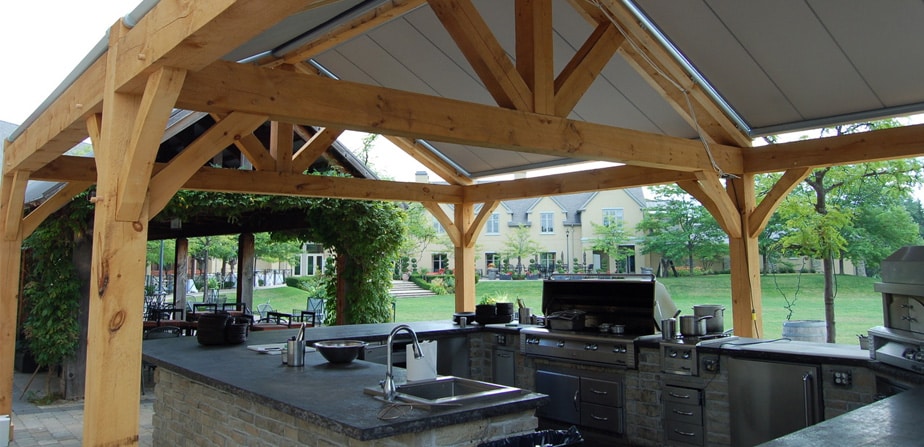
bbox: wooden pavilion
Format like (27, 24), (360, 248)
(2, 0), (924, 444)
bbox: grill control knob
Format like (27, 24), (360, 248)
(915, 351), (924, 363)
(681, 351), (691, 359)
(557, 341), (565, 348)
(903, 348), (917, 360)
(669, 350), (678, 358)
(585, 343), (598, 351)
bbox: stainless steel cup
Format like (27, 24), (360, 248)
(519, 308), (531, 324)
(287, 339), (305, 366)
(661, 318), (678, 340)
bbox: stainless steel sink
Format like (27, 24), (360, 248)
(364, 376), (521, 408)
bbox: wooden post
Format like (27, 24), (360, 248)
(727, 175), (763, 338)
(454, 203), (476, 312)
(0, 171), (26, 423)
(174, 238), (189, 315)
(237, 233), (255, 311)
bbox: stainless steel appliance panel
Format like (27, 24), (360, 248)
(580, 402), (625, 433)
(535, 370), (580, 425)
(581, 377), (622, 406)
(728, 357), (822, 447)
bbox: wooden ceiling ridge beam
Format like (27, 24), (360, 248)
(149, 112), (269, 216)
(384, 136), (474, 186)
(679, 171), (742, 239)
(270, 121), (295, 173)
(116, 66), (187, 222)
(292, 125), (344, 174)
(464, 164), (695, 202)
(743, 123), (924, 174)
(516, 0), (554, 115)
(428, 0), (533, 111)
(594, 0), (751, 148)
(178, 60), (744, 173)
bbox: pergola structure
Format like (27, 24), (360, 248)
(2, 0), (924, 444)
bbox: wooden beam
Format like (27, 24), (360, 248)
(149, 112), (268, 216)
(749, 167), (812, 238)
(423, 202), (460, 246)
(678, 171), (742, 239)
(21, 182), (94, 239)
(292, 125), (343, 174)
(465, 201), (500, 247)
(428, 0), (533, 111)
(178, 60), (744, 173)
(233, 133), (276, 171)
(727, 175), (763, 338)
(2, 58), (105, 174)
(744, 124), (924, 173)
(384, 136), (474, 186)
(464, 164), (695, 202)
(270, 121), (295, 173)
(516, 0), (554, 114)
(116, 66), (186, 222)
(0, 231), (22, 417)
(596, 0), (752, 148)
(2, 171), (28, 240)
(554, 22), (624, 116)
(277, 0), (428, 65)
(110, 0), (329, 94)
(454, 202), (476, 312)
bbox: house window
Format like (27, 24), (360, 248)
(540, 212), (554, 233)
(486, 213), (500, 234)
(603, 208), (624, 226)
(432, 253), (449, 272)
(539, 252), (556, 272)
(485, 252), (500, 269)
(434, 218), (445, 234)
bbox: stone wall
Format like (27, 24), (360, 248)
(152, 368), (537, 447)
(821, 363), (877, 419)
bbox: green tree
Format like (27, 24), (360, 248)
(503, 224), (542, 273)
(637, 185), (727, 275)
(401, 202), (440, 268)
(589, 221), (634, 273)
(775, 120), (923, 342)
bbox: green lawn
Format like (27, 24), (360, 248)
(253, 273), (884, 345)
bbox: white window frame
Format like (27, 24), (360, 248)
(602, 208), (624, 226)
(540, 212), (554, 234)
(486, 213), (500, 235)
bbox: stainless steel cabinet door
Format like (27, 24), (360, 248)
(535, 370), (580, 425)
(728, 357), (822, 446)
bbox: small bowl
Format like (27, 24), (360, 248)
(313, 340), (367, 364)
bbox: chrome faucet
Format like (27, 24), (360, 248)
(381, 324), (423, 402)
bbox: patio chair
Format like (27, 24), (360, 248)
(255, 303), (274, 322)
(307, 297), (325, 326)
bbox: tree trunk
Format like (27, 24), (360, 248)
(823, 257), (836, 343)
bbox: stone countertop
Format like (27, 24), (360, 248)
(142, 321), (546, 441)
(758, 385), (924, 447)
(716, 337), (871, 365)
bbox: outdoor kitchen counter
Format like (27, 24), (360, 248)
(717, 337), (872, 365)
(142, 321), (546, 443)
(758, 384), (924, 446)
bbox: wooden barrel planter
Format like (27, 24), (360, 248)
(782, 320), (827, 343)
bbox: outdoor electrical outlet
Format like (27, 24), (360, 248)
(833, 370), (852, 386)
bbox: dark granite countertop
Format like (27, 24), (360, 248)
(142, 321), (546, 441)
(758, 385), (924, 446)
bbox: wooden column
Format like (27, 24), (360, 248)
(174, 238), (189, 315)
(727, 175), (762, 338)
(454, 203), (476, 312)
(237, 233), (255, 311)
(0, 171), (27, 422)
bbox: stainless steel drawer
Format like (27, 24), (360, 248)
(664, 385), (701, 404)
(666, 419), (704, 446)
(665, 401), (703, 424)
(581, 377), (622, 407)
(580, 402), (625, 434)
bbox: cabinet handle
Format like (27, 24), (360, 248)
(673, 429), (696, 437)
(590, 388), (608, 396)
(672, 409), (694, 416)
(668, 392), (691, 399)
(573, 390), (580, 412)
(803, 371), (817, 426)
(590, 414), (609, 421)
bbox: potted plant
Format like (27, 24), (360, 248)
(476, 296), (497, 317)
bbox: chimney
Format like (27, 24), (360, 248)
(415, 171), (430, 183)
